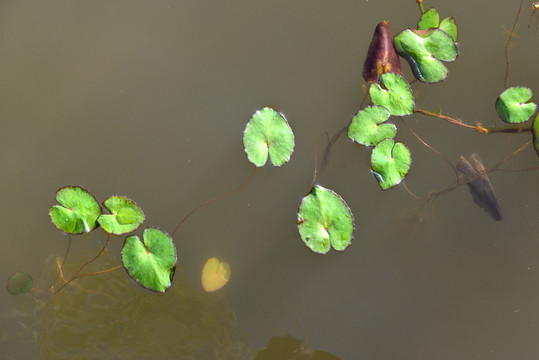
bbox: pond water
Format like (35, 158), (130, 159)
(2, 0), (539, 359)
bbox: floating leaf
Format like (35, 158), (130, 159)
(417, 8), (440, 30)
(297, 186), (354, 254)
(243, 107), (295, 167)
(347, 105), (395, 147)
(98, 196), (144, 235)
(495, 87), (537, 124)
(201, 257), (231, 292)
(394, 28), (458, 83)
(122, 228), (177, 293)
(6, 271), (33, 295)
(369, 73), (414, 116)
(439, 17), (458, 42)
(371, 139), (411, 190)
(49, 186), (101, 234)
(362, 20), (403, 83)
(456, 153), (502, 221)
(533, 113), (539, 158)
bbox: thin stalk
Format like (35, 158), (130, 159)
(171, 167), (259, 236)
(308, 132), (329, 190)
(504, 0), (523, 88)
(417, 0), (425, 14)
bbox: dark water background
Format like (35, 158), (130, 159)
(2, 0), (539, 359)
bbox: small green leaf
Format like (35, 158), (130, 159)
(532, 113), (539, 158)
(418, 8), (440, 30)
(98, 196), (145, 235)
(394, 28), (458, 84)
(348, 105), (395, 147)
(6, 271), (33, 295)
(371, 139), (411, 190)
(122, 228), (177, 293)
(440, 17), (458, 42)
(49, 186), (101, 234)
(243, 107), (295, 167)
(369, 73), (414, 116)
(297, 186), (354, 254)
(495, 87), (537, 124)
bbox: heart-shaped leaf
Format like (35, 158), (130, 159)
(348, 105), (395, 147)
(98, 196), (145, 235)
(6, 271), (33, 295)
(371, 139), (411, 190)
(49, 186), (101, 234)
(122, 228), (177, 293)
(394, 28), (458, 84)
(201, 257), (231, 292)
(417, 8), (440, 30)
(362, 20), (403, 83)
(297, 186), (354, 254)
(495, 86), (537, 124)
(243, 107), (295, 167)
(369, 73), (414, 116)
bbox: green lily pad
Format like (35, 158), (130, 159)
(243, 107), (295, 167)
(369, 73), (414, 116)
(297, 186), (354, 254)
(122, 228), (177, 293)
(6, 271), (33, 295)
(371, 139), (411, 190)
(532, 113), (539, 158)
(417, 8), (440, 30)
(394, 28), (458, 84)
(49, 186), (101, 234)
(98, 196), (145, 235)
(348, 105), (395, 147)
(495, 87), (537, 124)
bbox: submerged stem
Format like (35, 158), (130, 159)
(171, 167), (259, 237)
(54, 235), (112, 294)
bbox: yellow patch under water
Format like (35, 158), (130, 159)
(201, 257), (231, 292)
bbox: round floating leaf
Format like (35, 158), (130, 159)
(495, 87), (537, 124)
(122, 228), (177, 293)
(348, 105), (395, 147)
(49, 186), (101, 234)
(297, 186), (354, 254)
(98, 196), (144, 235)
(371, 139), (411, 190)
(439, 17), (458, 42)
(394, 28), (458, 84)
(243, 107), (295, 167)
(417, 8), (440, 30)
(532, 113), (539, 158)
(369, 73), (414, 116)
(6, 271), (33, 295)
(201, 257), (231, 292)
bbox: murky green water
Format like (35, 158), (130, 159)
(2, 1), (539, 359)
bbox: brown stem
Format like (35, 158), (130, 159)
(54, 235), (111, 294)
(414, 108), (531, 134)
(171, 167), (259, 236)
(504, 0), (523, 88)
